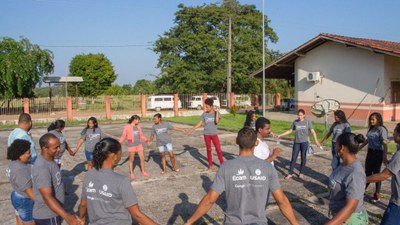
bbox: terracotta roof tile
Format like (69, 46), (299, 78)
(320, 33), (400, 55)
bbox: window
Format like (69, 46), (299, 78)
(392, 81), (400, 103)
(155, 98), (163, 102)
(164, 98), (172, 101)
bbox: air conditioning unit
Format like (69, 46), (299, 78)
(307, 72), (321, 82)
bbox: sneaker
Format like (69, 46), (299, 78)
(141, 171), (150, 177)
(372, 192), (380, 202)
(130, 173), (136, 180)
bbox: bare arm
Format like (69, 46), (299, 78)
(359, 139), (368, 150)
(320, 131), (332, 145)
(310, 129), (320, 146)
(383, 141), (388, 164)
(367, 168), (393, 183)
(189, 120), (203, 133)
(278, 129), (293, 138)
(24, 187), (35, 201)
(325, 199), (358, 225)
(184, 190), (220, 225)
(128, 204), (158, 225)
(272, 188), (299, 225)
(267, 148), (282, 162)
(65, 142), (75, 156)
(40, 187), (83, 225)
(215, 108), (220, 124)
(78, 199), (87, 222)
(149, 134), (155, 143)
(75, 138), (85, 153)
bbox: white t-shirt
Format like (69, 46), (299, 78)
(254, 138), (273, 165)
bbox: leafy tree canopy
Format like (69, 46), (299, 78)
(132, 79), (157, 94)
(69, 53), (117, 96)
(153, 0), (278, 94)
(0, 37), (54, 99)
(104, 84), (126, 96)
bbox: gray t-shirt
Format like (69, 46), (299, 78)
(211, 156), (280, 224)
(32, 155), (65, 219)
(330, 122), (351, 143)
(81, 128), (104, 152)
(128, 126), (141, 147)
(387, 150), (400, 206)
(201, 111), (220, 136)
(328, 160), (365, 214)
(81, 168), (139, 225)
(6, 161), (32, 197)
(290, 119), (312, 143)
(49, 130), (67, 159)
(151, 122), (174, 146)
(367, 126), (388, 151)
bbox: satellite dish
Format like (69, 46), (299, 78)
(311, 99), (340, 131)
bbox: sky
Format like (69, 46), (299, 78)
(1, 0), (399, 85)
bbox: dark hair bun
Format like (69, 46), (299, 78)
(354, 134), (365, 144)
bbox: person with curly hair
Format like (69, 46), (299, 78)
(79, 137), (157, 225)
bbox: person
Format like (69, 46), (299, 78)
(367, 123), (400, 225)
(32, 133), (83, 225)
(6, 139), (35, 225)
(148, 113), (186, 174)
(188, 98), (224, 171)
(320, 110), (351, 170)
(119, 115), (150, 180)
(254, 117), (281, 164)
(48, 119), (75, 167)
(278, 109), (320, 179)
(243, 110), (256, 130)
(78, 138), (158, 225)
(75, 117), (105, 171)
(184, 127), (299, 225)
(8, 113), (37, 164)
(326, 133), (368, 225)
(359, 112), (388, 202)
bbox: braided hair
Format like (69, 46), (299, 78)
(92, 137), (121, 170)
(47, 119), (65, 132)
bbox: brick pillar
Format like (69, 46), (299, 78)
(105, 96), (111, 120)
(275, 93), (281, 111)
(67, 97), (73, 122)
(202, 93), (208, 111)
(230, 92), (235, 108)
(173, 93), (179, 117)
(23, 98), (29, 114)
(254, 95), (259, 111)
(141, 94), (146, 118)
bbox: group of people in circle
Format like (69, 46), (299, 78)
(5, 96), (400, 225)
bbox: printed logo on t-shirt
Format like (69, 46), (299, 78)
(59, 136), (65, 144)
(99, 184), (113, 198)
(89, 133), (100, 141)
(295, 125), (306, 130)
(89, 181), (94, 188)
(205, 117), (215, 124)
(5, 167), (10, 178)
(56, 172), (61, 185)
(255, 169), (261, 176)
(86, 181), (96, 193)
(232, 168), (247, 181)
(156, 128), (168, 135)
(250, 169), (266, 181)
(103, 185), (108, 191)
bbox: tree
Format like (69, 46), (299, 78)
(153, 0), (278, 94)
(104, 84), (126, 95)
(0, 37), (54, 99)
(132, 79), (157, 94)
(69, 53), (117, 96)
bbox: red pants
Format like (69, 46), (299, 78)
(203, 135), (224, 168)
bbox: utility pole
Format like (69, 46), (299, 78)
(227, 15), (232, 109)
(262, 0), (266, 117)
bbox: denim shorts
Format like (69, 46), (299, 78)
(11, 191), (34, 223)
(85, 150), (93, 161)
(158, 143), (173, 153)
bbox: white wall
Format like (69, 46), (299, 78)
(295, 41), (385, 106)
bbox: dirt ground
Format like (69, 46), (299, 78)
(0, 112), (393, 225)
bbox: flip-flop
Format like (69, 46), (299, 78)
(161, 171), (166, 175)
(284, 174), (293, 180)
(172, 168), (180, 172)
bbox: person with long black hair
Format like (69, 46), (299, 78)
(48, 119), (75, 167)
(326, 133), (368, 225)
(79, 138), (158, 225)
(359, 112), (388, 202)
(75, 117), (105, 171)
(320, 110), (351, 170)
(243, 110), (257, 130)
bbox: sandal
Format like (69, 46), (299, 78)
(141, 172), (150, 177)
(161, 171), (166, 175)
(284, 174), (293, 180)
(172, 168), (180, 172)
(299, 173), (305, 179)
(130, 173), (136, 180)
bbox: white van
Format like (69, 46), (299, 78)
(234, 95), (252, 108)
(188, 95), (220, 110)
(147, 95), (182, 111)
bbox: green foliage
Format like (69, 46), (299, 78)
(69, 53), (117, 96)
(34, 85), (66, 97)
(104, 84), (126, 95)
(131, 79), (157, 94)
(153, 0), (278, 94)
(0, 37), (54, 99)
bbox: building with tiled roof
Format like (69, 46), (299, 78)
(252, 33), (400, 122)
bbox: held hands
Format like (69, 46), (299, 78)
(272, 147), (282, 157)
(65, 214), (84, 225)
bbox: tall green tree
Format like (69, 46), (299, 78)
(153, 0), (278, 94)
(104, 84), (126, 95)
(132, 79), (157, 94)
(0, 37), (54, 99)
(69, 53), (117, 96)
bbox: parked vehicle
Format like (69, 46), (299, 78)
(234, 95), (252, 108)
(147, 95), (182, 111)
(188, 95), (220, 110)
(280, 98), (296, 111)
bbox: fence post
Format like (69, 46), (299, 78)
(23, 98), (29, 114)
(67, 97), (73, 122)
(275, 93), (281, 111)
(230, 92), (235, 109)
(141, 94), (146, 118)
(202, 93), (208, 111)
(174, 93), (179, 117)
(105, 96), (111, 120)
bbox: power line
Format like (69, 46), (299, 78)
(39, 44), (153, 48)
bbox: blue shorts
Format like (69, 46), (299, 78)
(85, 150), (93, 161)
(34, 216), (62, 225)
(11, 191), (34, 223)
(158, 143), (173, 153)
